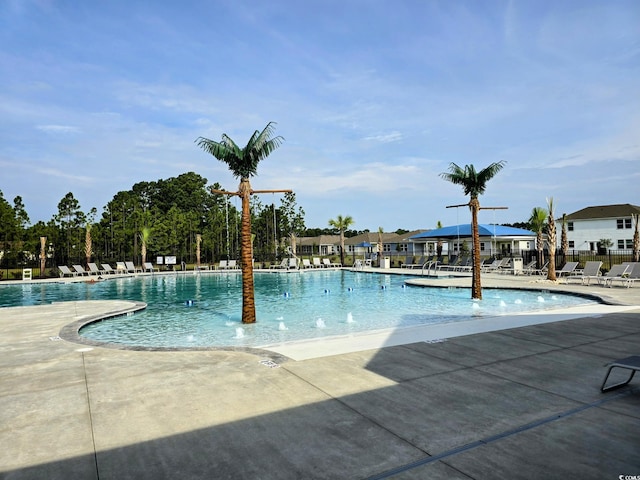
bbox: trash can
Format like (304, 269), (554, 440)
(512, 258), (523, 275)
(381, 258), (390, 269)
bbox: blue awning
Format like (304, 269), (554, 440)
(409, 224), (535, 239)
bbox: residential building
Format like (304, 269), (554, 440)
(561, 204), (640, 252)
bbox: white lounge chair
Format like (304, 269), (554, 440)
(218, 260), (228, 270)
(87, 263), (101, 275)
(302, 259), (314, 269)
(565, 261), (602, 285)
(597, 264), (629, 286)
(313, 257), (323, 268)
(228, 260), (238, 270)
(116, 262), (128, 273)
(288, 258), (299, 270)
(125, 261), (141, 273)
(143, 262), (156, 273)
(322, 258), (341, 268)
(609, 262), (640, 288)
(72, 265), (89, 276)
(58, 266), (76, 277)
(555, 261), (579, 277)
(270, 259), (288, 270)
(101, 264), (116, 274)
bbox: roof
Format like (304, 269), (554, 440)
(297, 235), (341, 246)
(566, 204), (640, 220)
(410, 224), (535, 240)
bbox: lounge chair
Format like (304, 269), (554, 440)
(555, 261), (579, 277)
(288, 258), (299, 270)
(87, 263), (101, 275)
(609, 262), (640, 288)
(72, 265), (89, 276)
(58, 265), (76, 277)
(143, 262), (156, 273)
(597, 264), (629, 286)
(601, 355), (640, 392)
(403, 256), (426, 269)
(218, 260), (228, 270)
(523, 260), (548, 276)
(228, 260), (239, 270)
(101, 264), (116, 274)
(116, 262), (128, 274)
(437, 255), (460, 271)
(312, 257), (323, 268)
(481, 258), (508, 273)
(322, 258), (341, 268)
(565, 261), (602, 285)
(125, 261), (141, 273)
(270, 259), (288, 270)
(453, 256), (472, 272)
(302, 259), (314, 269)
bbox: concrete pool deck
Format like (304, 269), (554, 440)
(1, 270), (639, 478)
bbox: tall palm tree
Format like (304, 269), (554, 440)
(377, 226), (383, 267)
(529, 207), (547, 270)
(440, 161), (506, 299)
(633, 213), (640, 262)
(546, 197), (557, 281)
(196, 122), (285, 324)
(436, 220), (443, 257)
(560, 213), (569, 264)
(140, 227), (150, 266)
(328, 214), (354, 266)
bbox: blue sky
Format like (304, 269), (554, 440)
(1, 0), (639, 231)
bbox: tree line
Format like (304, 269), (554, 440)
(0, 172), (311, 273)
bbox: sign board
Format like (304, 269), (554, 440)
(157, 256), (164, 265)
(165, 256), (177, 265)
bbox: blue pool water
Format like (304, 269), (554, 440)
(0, 271), (597, 348)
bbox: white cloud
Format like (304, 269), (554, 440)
(36, 124), (80, 134)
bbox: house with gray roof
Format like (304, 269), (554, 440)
(561, 203), (640, 252)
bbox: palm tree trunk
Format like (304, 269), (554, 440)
(239, 179), (257, 324)
(470, 198), (482, 300)
(40, 236), (46, 278)
(547, 208), (557, 281)
(339, 231), (345, 266)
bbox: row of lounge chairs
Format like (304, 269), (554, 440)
(564, 261), (640, 287)
(271, 257), (342, 270)
(58, 261), (156, 277)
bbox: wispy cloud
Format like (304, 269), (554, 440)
(36, 124), (80, 134)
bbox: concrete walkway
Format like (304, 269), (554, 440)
(1, 272), (640, 479)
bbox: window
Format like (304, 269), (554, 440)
(568, 222), (573, 231)
(383, 244), (391, 252)
(480, 242), (485, 251)
(626, 239), (634, 249)
(399, 244), (408, 252)
(618, 240), (625, 249)
(617, 218), (632, 229)
(568, 241), (574, 248)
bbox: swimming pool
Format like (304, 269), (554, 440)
(0, 271), (597, 348)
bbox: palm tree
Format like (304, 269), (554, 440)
(328, 214), (354, 266)
(377, 226), (383, 267)
(546, 197), (557, 281)
(436, 220), (443, 257)
(633, 214), (639, 262)
(196, 122), (285, 324)
(560, 213), (569, 264)
(529, 207), (547, 270)
(140, 227), (151, 266)
(440, 161), (506, 299)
